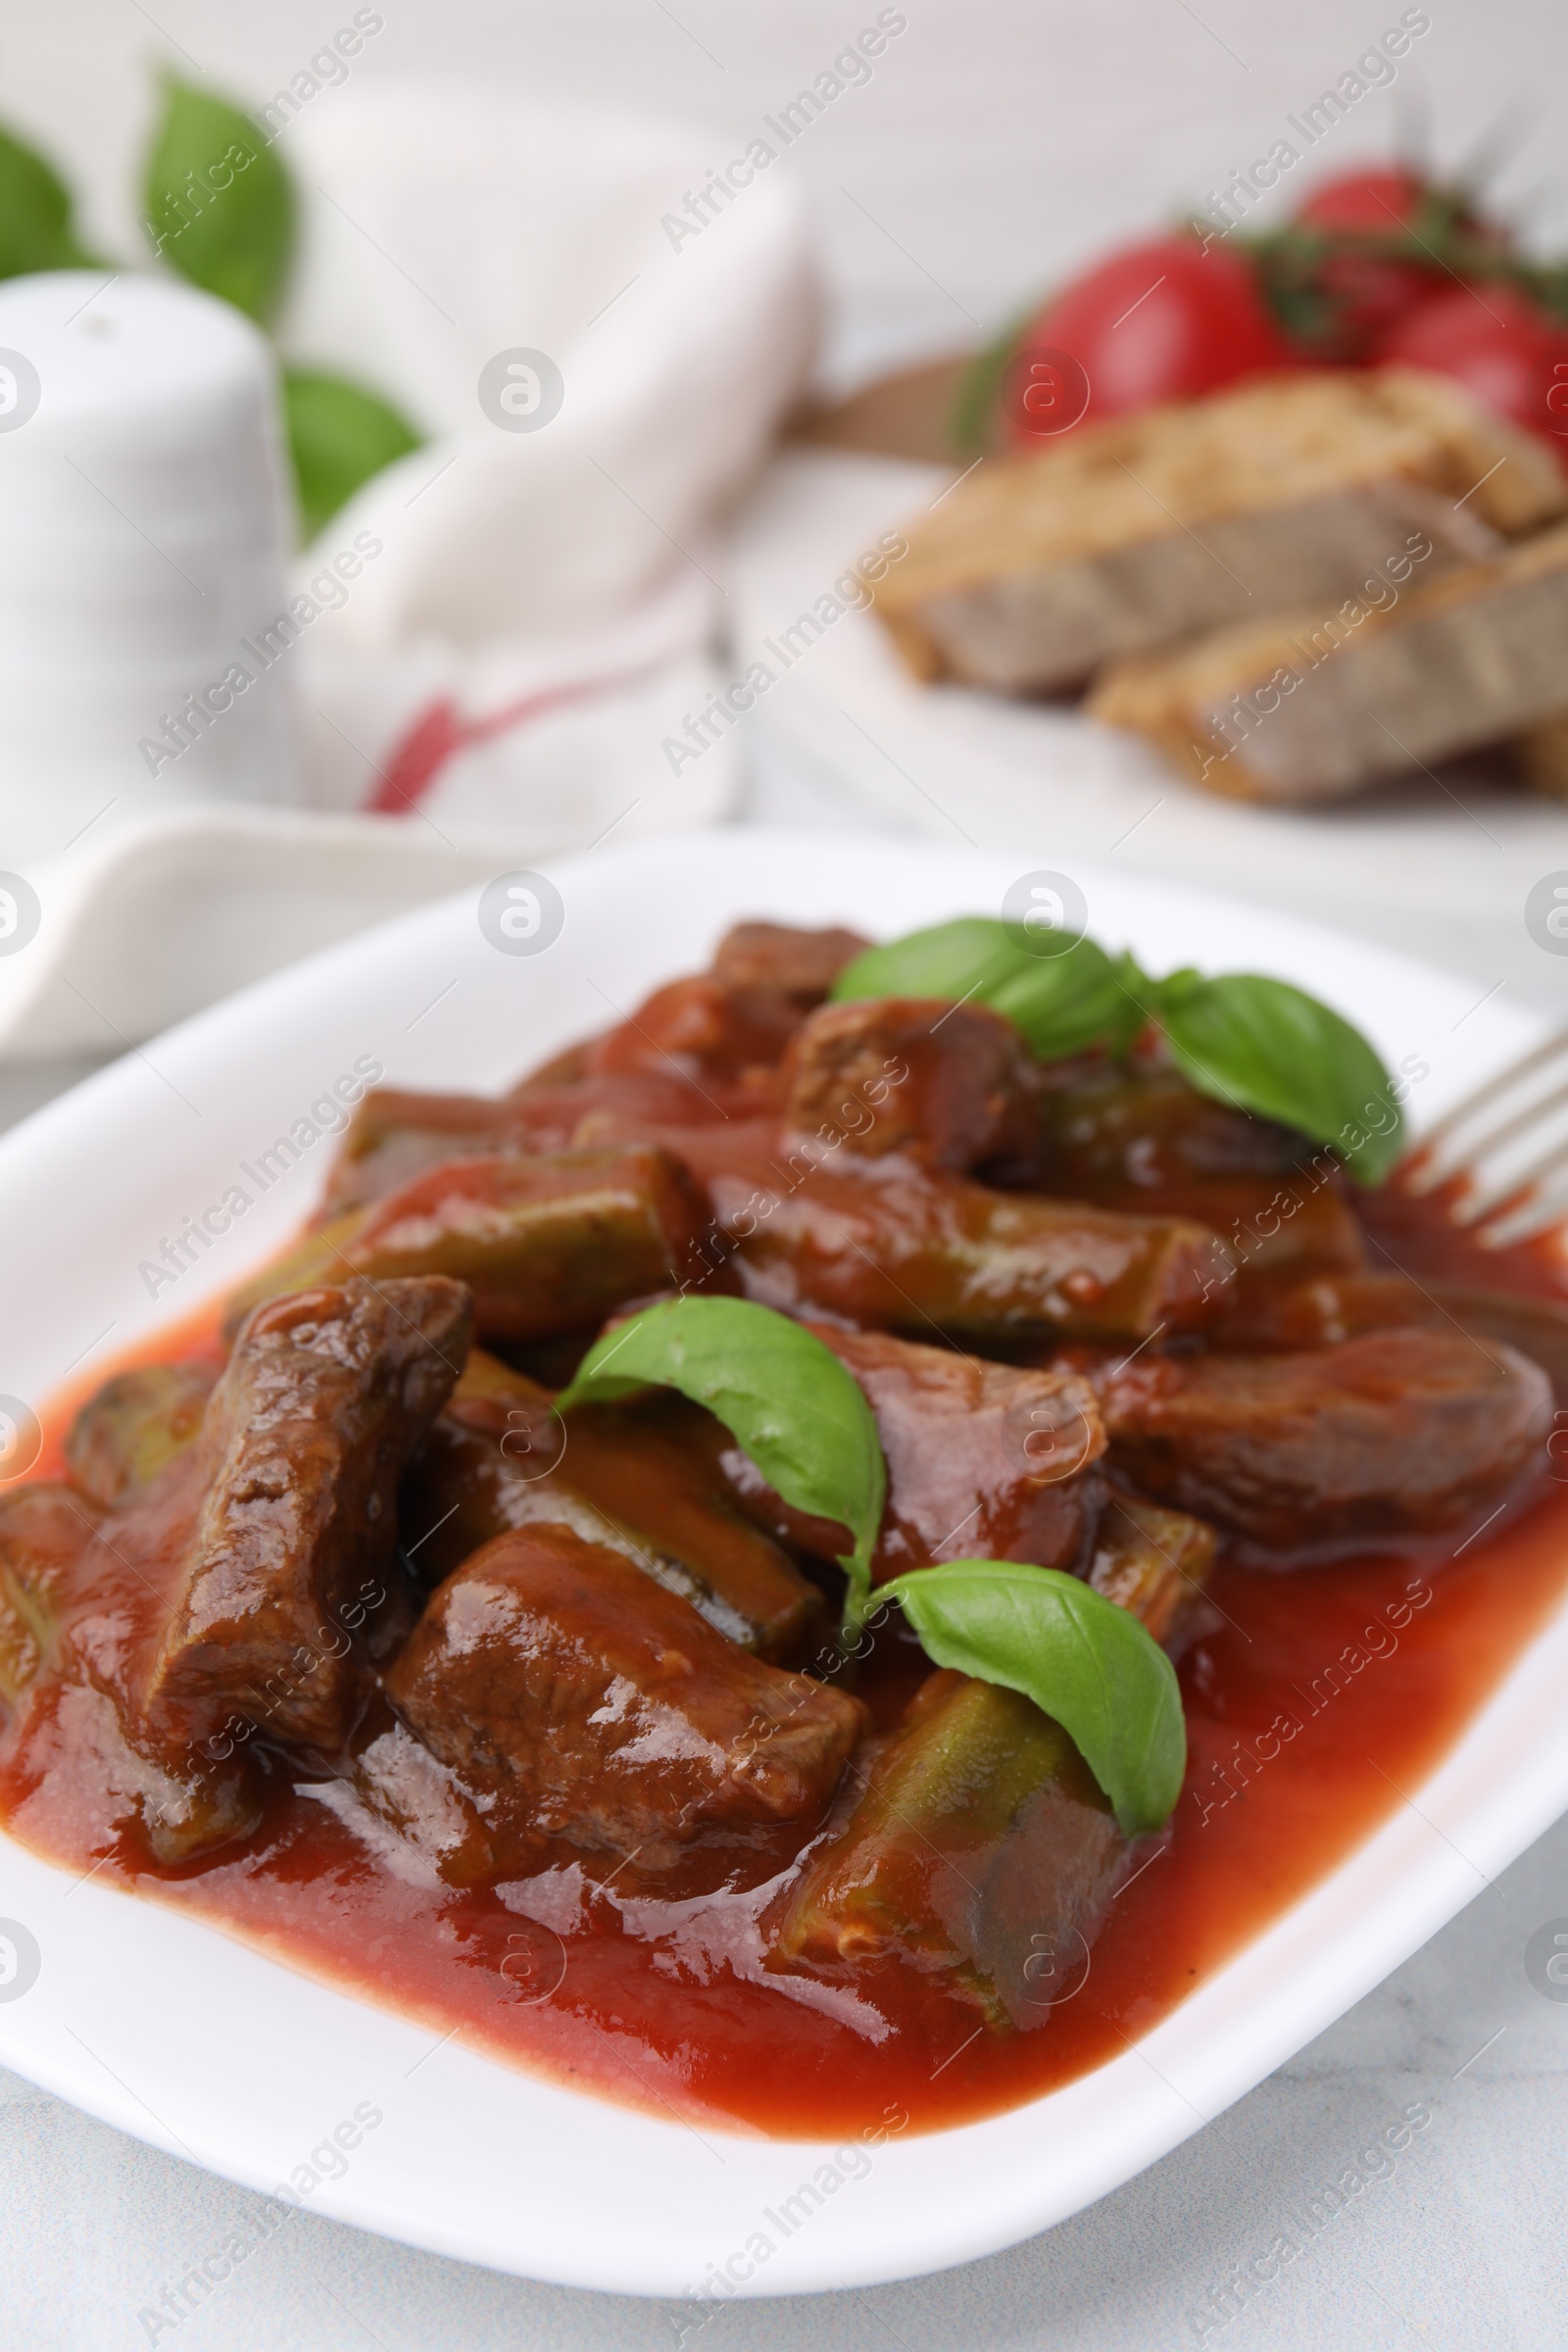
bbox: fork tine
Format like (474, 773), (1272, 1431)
(1454, 1132), (1568, 1226)
(1415, 1028), (1568, 1150)
(1442, 1077), (1568, 1183)
(1405, 1027), (1568, 1195)
(1477, 1166), (1568, 1248)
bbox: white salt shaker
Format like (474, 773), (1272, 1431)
(0, 270), (301, 866)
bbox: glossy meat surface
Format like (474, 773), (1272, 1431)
(710, 921), (869, 1000)
(146, 1276), (471, 1750)
(403, 1350), (823, 1661)
(714, 1159), (1234, 1341)
(781, 996), (1041, 1173)
(719, 1324), (1106, 1582)
(385, 1525), (865, 1868)
(1099, 1328), (1553, 1544)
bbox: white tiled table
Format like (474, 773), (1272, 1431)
(2, 751), (1565, 2352)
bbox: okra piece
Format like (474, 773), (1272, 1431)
(1086, 1494), (1216, 1650)
(0, 1483), (87, 1705)
(716, 1162), (1233, 1341)
(227, 1147), (721, 1345)
(774, 1669), (1128, 2025)
(319, 1089), (521, 1222)
(65, 1362), (216, 1507)
(404, 1349), (824, 1663)
(1039, 1067), (1367, 1284)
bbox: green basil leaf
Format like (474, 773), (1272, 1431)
(832, 917), (1021, 1008)
(878, 1559), (1185, 1834)
(0, 120), (101, 279)
(284, 368), (422, 540)
(555, 1298), (887, 1609)
(1153, 972), (1402, 1186)
(143, 78), (295, 324)
(987, 936), (1128, 1058)
(947, 303), (1032, 456)
(832, 916), (1128, 1059)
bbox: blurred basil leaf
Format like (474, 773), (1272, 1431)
(143, 78), (294, 323)
(1153, 971), (1403, 1186)
(833, 915), (1133, 1059)
(987, 937), (1135, 1059)
(0, 120), (101, 279)
(948, 303), (1031, 456)
(284, 368), (422, 540)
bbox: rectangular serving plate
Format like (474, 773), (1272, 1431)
(0, 828), (1557, 2298)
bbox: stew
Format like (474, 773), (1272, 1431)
(2, 914), (1565, 2138)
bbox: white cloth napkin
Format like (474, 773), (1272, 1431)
(283, 84), (816, 833)
(0, 88), (816, 1058)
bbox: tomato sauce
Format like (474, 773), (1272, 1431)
(3, 1178), (1566, 2141)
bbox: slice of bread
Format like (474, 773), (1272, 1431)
(877, 368), (1567, 694)
(1087, 520), (1568, 805)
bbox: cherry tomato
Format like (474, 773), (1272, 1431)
(1296, 168), (1435, 236)
(1371, 284), (1568, 453)
(1300, 252), (1437, 360)
(1285, 170), (1510, 362)
(1002, 235), (1292, 448)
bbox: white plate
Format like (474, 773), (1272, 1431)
(730, 449), (1568, 1012)
(0, 828), (1559, 2300)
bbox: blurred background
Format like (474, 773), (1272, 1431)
(12, 0), (1568, 381)
(0, 0), (1564, 1101)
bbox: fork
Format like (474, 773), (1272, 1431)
(1400, 1029), (1568, 1248)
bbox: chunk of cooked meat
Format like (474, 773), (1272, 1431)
(1097, 1328), (1553, 1545)
(403, 1349), (823, 1661)
(65, 1363), (216, 1507)
(580, 975), (807, 1086)
(781, 997), (1042, 1173)
(710, 921), (870, 1001)
(717, 1324), (1106, 1583)
(384, 1525), (866, 1869)
(773, 1670), (1127, 2024)
(228, 1148), (722, 1345)
(1086, 1494), (1215, 1649)
(711, 1160), (1234, 1341)
(145, 1276), (471, 1751)
(564, 929), (869, 1094)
